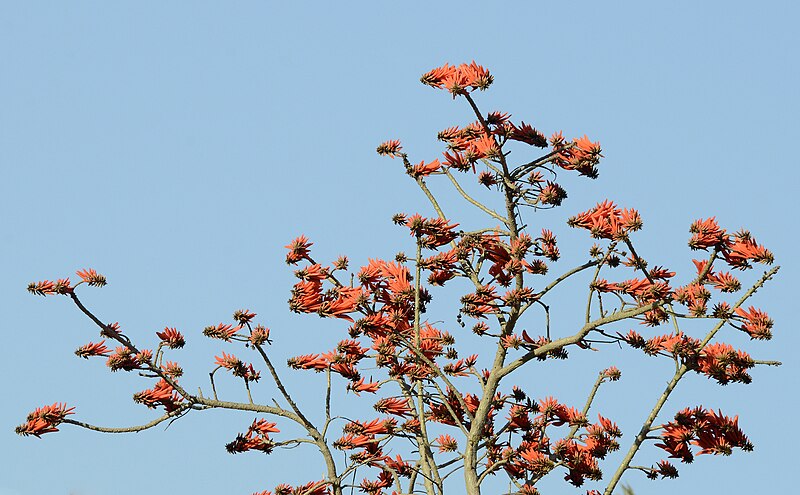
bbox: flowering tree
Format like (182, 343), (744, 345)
(19, 62), (780, 495)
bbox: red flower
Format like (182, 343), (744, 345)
(75, 340), (110, 359)
(508, 121), (547, 148)
(435, 434), (459, 453)
(203, 323), (240, 341)
(27, 280), (56, 296)
(133, 379), (184, 412)
(15, 403), (75, 438)
(410, 158), (442, 178)
(348, 377), (381, 395)
(734, 306), (773, 340)
(420, 61), (493, 96)
(156, 327), (185, 349)
(285, 235), (313, 265)
(106, 346), (141, 371)
(161, 361), (184, 378)
(688, 217), (727, 250)
(724, 233), (774, 269)
(76, 268), (107, 287)
(568, 201), (642, 240)
(373, 397), (412, 417)
(376, 139), (402, 158)
(287, 353), (330, 371)
(233, 309), (257, 325)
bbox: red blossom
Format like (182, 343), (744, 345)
(133, 379), (184, 412)
(15, 403), (75, 437)
(376, 139), (402, 158)
(76, 268), (107, 287)
(156, 327), (185, 349)
(27, 280), (56, 296)
(734, 306), (773, 340)
(75, 340), (110, 359)
(421, 61), (493, 96)
(285, 235), (313, 265)
(568, 200), (642, 240)
(410, 158), (442, 178)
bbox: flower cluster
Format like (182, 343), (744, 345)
(420, 61), (493, 96)
(655, 407), (753, 463)
(620, 330), (755, 385)
(551, 132), (603, 178)
(568, 201), (643, 240)
(15, 403), (75, 437)
(688, 218), (773, 269)
(156, 327), (185, 349)
(215, 352), (261, 382)
(226, 418), (280, 455)
(133, 379), (184, 412)
(401, 213), (459, 249)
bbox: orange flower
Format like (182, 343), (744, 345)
(203, 323), (240, 341)
(156, 327), (185, 349)
(435, 434), (459, 452)
(76, 268), (107, 287)
(420, 61), (493, 96)
(75, 340), (110, 359)
(734, 306), (773, 340)
(376, 139), (402, 157)
(285, 235), (312, 265)
(373, 397), (412, 417)
(688, 217), (727, 250)
(27, 280), (56, 296)
(409, 158), (442, 178)
(347, 377), (380, 395)
(568, 200), (642, 240)
(133, 379), (183, 412)
(15, 403), (75, 438)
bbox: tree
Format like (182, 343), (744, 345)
(18, 62), (779, 495)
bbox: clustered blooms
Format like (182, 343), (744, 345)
(75, 340), (110, 359)
(133, 379), (184, 412)
(15, 403), (75, 437)
(688, 218), (773, 269)
(400, 214), (459, 249)
(215, 352), (261, 382)
(28, 268), (107, 296)
(619, 330), (755, 385)
(655, 407), (753, 463)
(420, 61), (493, 96)
(252, 480), (331, 495)
(20, 62), (779, 495)
(156, 327), (185, 349)
(482, 393), (623, 488)
(733, 306), (773, 340)
(226, 418), (280, 455)
(568, 200), (642, 240)
(551, 132), (603, 179)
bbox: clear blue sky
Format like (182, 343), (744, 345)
(2, 2), (797, 494)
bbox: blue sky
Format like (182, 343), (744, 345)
(1, 2), (797, 494)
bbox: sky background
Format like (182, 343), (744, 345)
(1, 1), (798, 494)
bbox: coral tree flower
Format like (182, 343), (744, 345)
(568, 200), (642, 240)
(75, 340), (110, 359)
(285, 235), (313, 265)
(156, 327), (185, 349)
(16, 403), (75, 438)
(420, 61), (493, 96)
(76, 268), (107, 287)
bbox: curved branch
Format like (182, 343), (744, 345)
(62, 408), (187, 434)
